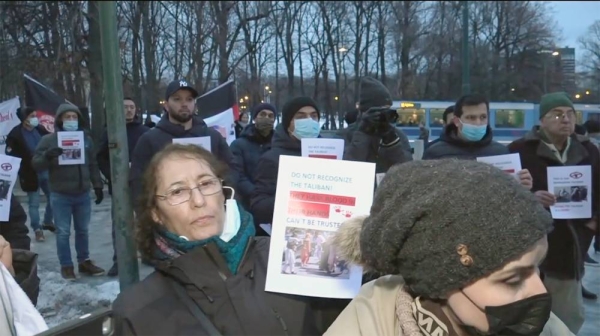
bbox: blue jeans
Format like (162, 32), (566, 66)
(26, 173), (53, 231)
(51, 192), (91, 267)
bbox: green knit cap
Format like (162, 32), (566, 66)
(539, 92), (574, 119)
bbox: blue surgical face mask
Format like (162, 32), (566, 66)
(459, 120), (487, 141)
(28, 117), (39, 127)
(63, 120), (79, 131)
(293, 118), (320, 139)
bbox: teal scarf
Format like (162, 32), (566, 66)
(153, 203), (256, 274)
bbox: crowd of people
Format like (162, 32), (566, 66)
(0, 74), (597, 335)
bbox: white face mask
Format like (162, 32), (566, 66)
(219, 186), (240, 242)
(178, 186), (241, 243)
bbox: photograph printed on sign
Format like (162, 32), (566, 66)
(60, 148), (82, 162)
(281, 227), (351, 279)
(553, 185), (588, 203)
(0, 179), (11, 200)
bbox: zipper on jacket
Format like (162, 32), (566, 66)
(271, 308), (289, 335)
(167, 265), (215, 303)
(77, 165), (83, 192)
(236, 238), (256, 274)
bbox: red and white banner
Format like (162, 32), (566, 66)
(197, 80), (238, 145)
(0, 97), (21, 154)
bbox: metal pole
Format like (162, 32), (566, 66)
(461, 1), (471, 95)
(98, 1), (140, 290)
(543, 58), (548, 94)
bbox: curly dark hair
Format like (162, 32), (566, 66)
(136, 143), (229, 261)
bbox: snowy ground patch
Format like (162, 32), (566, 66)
(36, 267), (120, 328)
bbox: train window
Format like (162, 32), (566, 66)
(494, 110), (525, 128)
(396, 108), (425, 127)
(429, 109), (447, 127)
(587, 113), (600, 122)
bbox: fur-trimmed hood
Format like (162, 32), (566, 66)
(331, 215), (369, 271)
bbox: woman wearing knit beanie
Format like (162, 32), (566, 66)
(325, 160), (573, 336)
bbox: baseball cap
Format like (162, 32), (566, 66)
(165, 79), (199, 100)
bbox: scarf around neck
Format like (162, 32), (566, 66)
(153, 203), (256, 274)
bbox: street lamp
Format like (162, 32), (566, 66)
(585, 90), (590, 95)
(538, 49), (560, 94)
(263, 86), (271, 103)
(575, 94), (581, 99)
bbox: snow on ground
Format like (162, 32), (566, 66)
(21, 192), (153, 328)
(36, 268), (119, 328)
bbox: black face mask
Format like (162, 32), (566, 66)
(463, 293), (552, 336)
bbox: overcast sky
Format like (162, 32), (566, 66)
(551, 1), (599, 63)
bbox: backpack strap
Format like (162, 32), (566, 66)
(169, 280), (222, 336)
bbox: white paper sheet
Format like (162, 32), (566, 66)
(0, 263), (48, 335)
(476, 153), (522, 177)
(265, 155), (375, 299)
(57, 131), (85, 165)
(0, 155), (21, 221)
(547, 165), (592, 219)
(173, 136), (212, 152)
(301, 138), (344, 160)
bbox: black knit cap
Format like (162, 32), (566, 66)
(360, 159), (553, 298)
(281, 96), (319, 131)
(251, 102), (277, 120)
(17, 106), (36, 122)
(358, 76), (393, 112)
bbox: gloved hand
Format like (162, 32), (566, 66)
(45, 147), (63, 160)
(358, 108), (394, 136)
(94, 188), (104, 205)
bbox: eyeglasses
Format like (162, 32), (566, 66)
(156, 178), (223, 206)
(547, 111), (576, 121)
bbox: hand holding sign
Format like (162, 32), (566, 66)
(517, 169), (533, 190)
(534, 190), (556, 208)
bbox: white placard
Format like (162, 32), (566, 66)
(173, 136), (212, 152)
(301, 138), (345, 160)
(266, 155), (375, 299)
(57, 131), (85, 165)
(477, 153), (522, 177)
(0, 154), (21, 221)
(547, 165), (592, 219)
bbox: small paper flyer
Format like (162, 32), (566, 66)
(265, 155), (376, 299)
(173, 136), (212, 152)
(547, 165), (592, 219)
(0, 154), (21, 221)
(301, 138), (344, 160)
(57, 131), (85, 165)
(476, 153), (522, 176)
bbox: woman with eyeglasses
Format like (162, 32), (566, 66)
(112, 144), (321, 335)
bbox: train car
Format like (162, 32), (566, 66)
(393, 100), (600, 144)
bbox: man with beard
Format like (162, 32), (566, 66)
(130, 80), (235, 210)
(230, 103), (275, 211)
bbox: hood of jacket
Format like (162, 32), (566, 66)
(55, 103), (83, 131)
(271, 123), (301, 152)
(439, 123), (494, 148)
(155, 113), (208, 137)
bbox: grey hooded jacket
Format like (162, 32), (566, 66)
(31, 103), (103, 194)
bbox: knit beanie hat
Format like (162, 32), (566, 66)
(358, 77), (393, 112)
(333, 159), (553, 299)
(251, 102), (277, 120)
(281, 97), (319, 131)
(17, 106), (36, 122)
(539, 92), (574, 119)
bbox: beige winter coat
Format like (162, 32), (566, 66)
(325, 216), (575, 336)
(325, 275), (573, 336)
